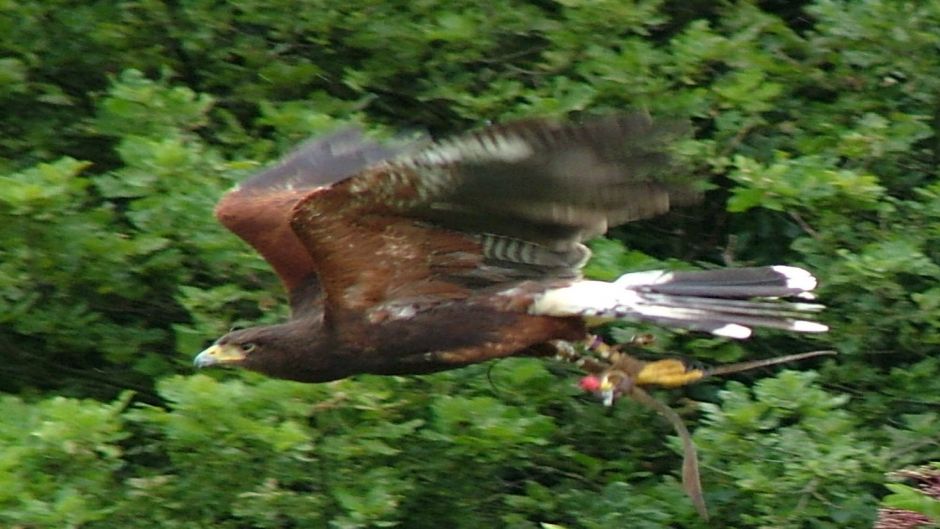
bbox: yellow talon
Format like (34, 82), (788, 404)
(635, 359), (705, 388)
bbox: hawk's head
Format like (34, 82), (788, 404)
(194, 322), (341, 382)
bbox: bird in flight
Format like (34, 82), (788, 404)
(194, 115), (826, 382)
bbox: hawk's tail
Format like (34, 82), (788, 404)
(530, 266), (827, 338)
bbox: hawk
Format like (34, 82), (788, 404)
(194, 115), (826, 382)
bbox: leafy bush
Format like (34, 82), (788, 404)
(1, 0), (938, 527)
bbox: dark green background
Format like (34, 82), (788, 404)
(1, 1), (938, 527)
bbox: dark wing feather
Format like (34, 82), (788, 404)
(214, 128), (408, 313)
(238, 128), (404, 192)
(289, 114), (699, 320)
(408, 114), (696, 248)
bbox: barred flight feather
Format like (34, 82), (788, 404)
(479, 233), (591, 270)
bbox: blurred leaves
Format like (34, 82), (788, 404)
(0, 0), (938, 528)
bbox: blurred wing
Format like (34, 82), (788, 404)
(214, 128), (408, 313)
(289, 114), (700, 320)
(410, 114), (697, 246)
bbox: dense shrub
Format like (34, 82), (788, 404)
(1, 1), (938, 527)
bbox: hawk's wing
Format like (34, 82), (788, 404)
(214, 128), (408, 314)
(289, 115), (698, 322)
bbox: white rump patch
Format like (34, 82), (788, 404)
(529, 281), (640, 318)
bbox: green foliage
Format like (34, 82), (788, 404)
(1, 0), (938, 527)
(695, 371), (880, 527)
(0, 393), (130, 527)
(0, 364), (892, 528)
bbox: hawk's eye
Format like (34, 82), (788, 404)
(240, 342), (256, 353)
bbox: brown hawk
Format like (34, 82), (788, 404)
(194, 115), (826, 382)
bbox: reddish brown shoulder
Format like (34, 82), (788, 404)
(215, 187), (315, 293)
(214, 127), (412, 301)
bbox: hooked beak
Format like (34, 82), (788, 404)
(193, 343), (246, 368)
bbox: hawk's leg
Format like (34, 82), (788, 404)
(549, 337), (610, 374)
(552, 332), (658, 373)
(565, 335), (709, 519)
